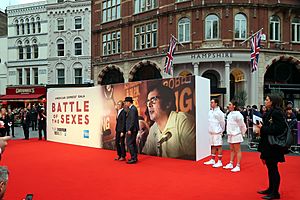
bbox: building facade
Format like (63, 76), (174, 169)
(6, 1), (48, 86)
(0, 36), (8, 95)
(0, 10), (7, 36)
(47, 0), (92, 84)
(91, 0), (300, 107)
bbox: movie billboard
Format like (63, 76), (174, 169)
(100, 76), (197, 160)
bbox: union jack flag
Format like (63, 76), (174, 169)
(250, 31), (262, 72)
(164, 36), (177, 76)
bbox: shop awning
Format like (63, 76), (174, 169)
(0, 94), (45, 102)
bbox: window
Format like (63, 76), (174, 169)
(33, 68), (38, 84)
(178, 17), (190, 43)
(25, 68), (30, 85)
(17, 69), (22, 85)
(33, 44), (38, 58)
(37, 18), (41, 33)
(15, 20), (19, 35)
(26, 19), (30, 34)
(57, 19), (64, 31)
(57, 39), (64, 56)
(102, 0), (121, 23)
(102, 30), (121, 55)
(26, 42), (31, 59)
(18, 41), (23, 59)
(58, 0), (64, 2)
(57, 69), (65, 84)
(134, 22), (157, 50)
(205, 14), (219, 40)
(75, 17), (82, 29)
(32, 18), (36, 34)
(234, 13), (247, 39)
(74, 68), (82, 84)
(292, 17), (300, 42)
(74, 38), (82, 55)
(270, 15), (280, 41)
(134, 0), (157, 14)
(21, 21), (25, 35)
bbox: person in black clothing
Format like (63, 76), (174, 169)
(124, 96), (139, 164)
(256, 94), (286, 200)
(30, 105), (38, 131)
(6, 109), (14, 137)
(114, 100), (126, 161)
(38, 108), (47, 140)
(0, 108), (8, 138)
(21, 106), (31, 140)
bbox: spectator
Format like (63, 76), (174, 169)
(30, 105), (38, 131)
(0, 109), (8, 138)
(0, 166), (9, 200)
(7, 109), (15, 137)
(21, 106), (31, 140)
(38, 108), (47, 140)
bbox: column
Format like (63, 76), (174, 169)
(224, 61), (231, 106)
(193, 62), (199, 76)
(250, 70), (258, 105)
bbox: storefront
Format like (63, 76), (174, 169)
(0, 86), (46, 108)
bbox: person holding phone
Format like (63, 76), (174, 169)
(256, 94), (286, 200)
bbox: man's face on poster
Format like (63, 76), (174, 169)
(147, 89), (163, 122)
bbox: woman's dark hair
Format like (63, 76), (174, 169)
(211, 98), (219, 105)
(267, 93), (283, 109)
(230, 100), (239, 111)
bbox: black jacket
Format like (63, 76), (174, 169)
(115, 109), (126, 133)
(258, 107), (286, 162)
(125, 105), (139, 133)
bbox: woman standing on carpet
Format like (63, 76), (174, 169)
(256, 94), (286, 200)
(223, 101), (247, 172)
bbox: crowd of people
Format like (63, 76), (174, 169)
(0, 103), (47, 141)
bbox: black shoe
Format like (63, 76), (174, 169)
(258, 189), (271, 195)
(126, 159), (137, 164)
(261, 194), (280, 199)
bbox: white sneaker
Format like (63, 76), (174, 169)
(212, 160), (223, 168)
(223, 163), (233, 169)
(231, 166), (240, 172)
(204, 159), (215, 165)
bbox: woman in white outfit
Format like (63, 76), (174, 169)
(223, 101), (247, 172)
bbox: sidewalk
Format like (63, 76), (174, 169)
(11, 126), (39, 140)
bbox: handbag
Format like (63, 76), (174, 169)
(268, 121), (293, 148)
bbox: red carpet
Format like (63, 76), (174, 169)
(2, 139), (300, 200)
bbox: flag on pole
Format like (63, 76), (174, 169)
(250, 30), (262, 72)
(164, 35), (177, 76)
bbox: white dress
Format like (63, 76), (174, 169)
(226, 111), (247, 144)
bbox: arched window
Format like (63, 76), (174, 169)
(234, 13), (247, 39)
(25, 40), (31, 59)
(15, 20), (19, 35)
(37, 17), (41, 33)
(33, 39), (38, 58)
(205, 14), (219, 40)
(18, 41), (23, 59)
(270, 15), (280, 41)
(292, 17), (300, 42)
(57, 39), (64, 56)
(26, 18), (30, 34)
(73, 63), (83, 84)
(178, 17), (190, 43)
(74, 37), (82, 55)
(31, 18), (35, 34)
(21, 19), (25, 35)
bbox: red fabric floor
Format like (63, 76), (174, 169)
(2, 139), (300, 200)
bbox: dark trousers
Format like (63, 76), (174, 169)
(126, 132), (138, 160)
(115, 132), (126, 158)
(266, 160), (280, 195)
(38, 125), (47, 140)
(23, 124), (30, 139)
(8, 124), (15, 137)
(32, 120), (37, 131)
(0, 128), (5, 137)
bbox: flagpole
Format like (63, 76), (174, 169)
(241, 28), (263, 44)
(170, 34), (184, 47)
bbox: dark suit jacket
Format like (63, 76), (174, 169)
(258, 107), (286, 162)
(21, 111), (31, 127)
(116, 109), (126, 133)
(126, 105), (139, 133)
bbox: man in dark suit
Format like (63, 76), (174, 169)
(114, 100), (126, 161)
(124, 97), (139, 164)
(21, 106), (31, 140)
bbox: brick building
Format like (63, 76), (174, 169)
(91, 0), (300, 107)
(0, 10), (7, 36)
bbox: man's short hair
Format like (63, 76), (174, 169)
(147, 83), (176, 111)
(0, 167), (8, 183)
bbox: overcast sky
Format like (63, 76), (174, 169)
(0, 0), (44, 11)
